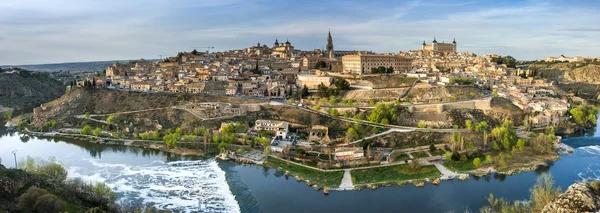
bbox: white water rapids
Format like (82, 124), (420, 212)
(68, 158), (240, 213)
(576, 145), (600, 182)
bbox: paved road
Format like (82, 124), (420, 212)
(433, 162), (461, 180)
(337, 169), (355, 190)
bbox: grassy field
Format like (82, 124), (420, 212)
(392, 153), (411, 162)
(264, 156), (343, 188)
(411, 151), (430, 159)
(429, 149), (446, 156)
(444, 160), (476, 172)
(351, 164), (441, 185)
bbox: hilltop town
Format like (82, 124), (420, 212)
(10, 31), (600, 191)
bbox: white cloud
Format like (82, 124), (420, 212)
(1, 0), (600, 64)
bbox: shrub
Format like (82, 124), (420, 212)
(18, 187), (49, 210)
(80, 125), (92, 135)
(93, 127), (102, 137)
(484, 155), (493, 164)
(34, 194), (66, 213)
(429, 144), (436, 152)
(37, 162), (68, 183)
(443, 152), (452, 161)
(460, 154), (467, 161)
(473, 157), (481, 167)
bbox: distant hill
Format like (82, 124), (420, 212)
(0, 69), (65, 110)
(1, 59), (158, 73)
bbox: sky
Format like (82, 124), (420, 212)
(1, 0), (600, 65)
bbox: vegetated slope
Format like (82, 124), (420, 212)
(340, 88), (408, 101)
(446, 97), (525, 127)
(530, 63), (600, 84)
(348, 75), (416, 89)
(30, 88), (265, 128)
(529, 63), (600, 101)
(0, 71), (64, 110)
(404, 84), (484, 103)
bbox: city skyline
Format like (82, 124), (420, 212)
(2, 0), (600, 65)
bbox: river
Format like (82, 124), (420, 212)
(2, 122), (600, 212)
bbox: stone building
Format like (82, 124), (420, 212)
(342, 54), (413, 74)
(422, 38), (457, 53)
(271, 39), (295, 59)
(295, 74), (332, 89)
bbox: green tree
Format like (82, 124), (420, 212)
(333, 78), (350, 90)
(139, 132), (150, 140)
(516, 139), (526, 151)
(300, 85), (309, 98)
(51, 120), (58, 128)
(3, 109), (13, 120)
(443, 152), (452, 161)
(570, 105), (598, 126)
(484, 155), (493, 164)
(345, 128), (359, 142)
(34, 194), (66, 213)
(328, 95), (338, 105)
(153, 131), (161, 140)
(218, 142), (229, 153)
(418, 121), (426, 128)
(93, 127), (102, 137)
(476, 121), (489, 149)
(377, 66), (386, 73)
(106, 115), (116, 124)
(473, 157), (482, 167)
(465, 119), (473, 130)
(85, 112), (91, 119)
(163, 132), (180, 149)
(386, 66), (394, 73)
(315, 61), (327, 69)
(18, 187), (48, 211)
(530, 174), (562, 212)
(80, 125), (92, 135)
(329, 108), (339, 116)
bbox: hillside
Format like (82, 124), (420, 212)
(529, 63), (600, 101)
(30, 88), (265, 128)
(529, 63), (600, 84)
(404, 84), (485, 103)
(0, 70), (65, 110)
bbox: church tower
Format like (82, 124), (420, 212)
(452, 38), (457, 52)
(326, 30), (334, 59)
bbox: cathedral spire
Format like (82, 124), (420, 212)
(433, 37), (437, 43)
(326, 30), (334, 59)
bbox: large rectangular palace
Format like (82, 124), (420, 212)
(422, 37), (457, 53)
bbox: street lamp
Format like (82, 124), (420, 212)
(11, 150), (17, 168)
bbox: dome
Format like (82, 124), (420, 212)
(285, 40), (291, 45)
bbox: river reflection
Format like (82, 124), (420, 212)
(3, 117), (600, 212)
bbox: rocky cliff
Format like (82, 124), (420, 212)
(0, 70), (64, 110)
(542, 181), (600, 213)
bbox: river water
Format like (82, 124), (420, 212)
(2, 122), (600, 212)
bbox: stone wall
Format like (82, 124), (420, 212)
(407, 97), (492, 113)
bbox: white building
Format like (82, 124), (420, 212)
(254, 120), (289, 137)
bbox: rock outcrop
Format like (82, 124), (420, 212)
(542, 181), (600, 213)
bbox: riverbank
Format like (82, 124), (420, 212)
(17, 127), (574, 194)
(23, 129), (209, 158)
